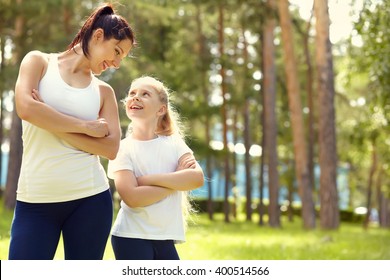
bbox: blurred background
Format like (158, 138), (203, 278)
(0, 0), (389, 231)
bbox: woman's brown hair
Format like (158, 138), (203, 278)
(67, 3), (136, 57)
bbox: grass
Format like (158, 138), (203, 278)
(1, 203), (390, 260)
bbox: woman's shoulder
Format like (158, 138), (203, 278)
(94, 78), (116, 99)
(21, 50), (50, 66)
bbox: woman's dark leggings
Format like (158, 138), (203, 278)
(8, 190), (113, 260)
(111, 235), (180, 260)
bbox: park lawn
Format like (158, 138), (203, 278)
(1, 205), (390, 260)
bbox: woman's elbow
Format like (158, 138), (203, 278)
(15, 102), (33, 121)
(104, 142), (119, 160)
(105, 150), (118, 160)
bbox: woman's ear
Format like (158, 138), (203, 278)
(93, 28), (104, 42)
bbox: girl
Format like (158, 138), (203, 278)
(108, 76), (204, 260)
(9, 3), (135, 260)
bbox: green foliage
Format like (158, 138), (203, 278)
(179, 213), (390, 260)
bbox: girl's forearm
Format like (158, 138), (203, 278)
(137, 168), (204, 191)
(120, 185), (174, 208)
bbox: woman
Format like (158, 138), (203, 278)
(108, 76), (204, 260)
(8, 3), (135, 260)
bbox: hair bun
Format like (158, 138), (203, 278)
(98, 4), (115, 16)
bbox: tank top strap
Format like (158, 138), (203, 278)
(45, 53), (59, 77)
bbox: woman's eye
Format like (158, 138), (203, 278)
(115, 49), (120, 55)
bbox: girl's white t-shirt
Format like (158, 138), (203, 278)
(107, 134), (192, 243)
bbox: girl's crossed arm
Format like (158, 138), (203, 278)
(136, 153), (204, 191)
(113, 170), (174, 208)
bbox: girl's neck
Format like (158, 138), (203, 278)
(130, 127), (158, 141)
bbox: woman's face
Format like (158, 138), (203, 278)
(89, 30), (133, 75)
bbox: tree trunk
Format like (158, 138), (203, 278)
(375, 168), (389, 228)
(4, 110), (22, 209)
(278, 0), (316, 229)
(4, 0), (25, 210)
(0, 34), (5, 194)
(218, 2), (231, 223)
(240, 25), (252, 222)
(244, 99), (252, 221)
(314, 0), (339, 229)
(232, 107), (238, 220)
(258, 99), (266, 226)
(195, 3), (214, 220)
(363, 140), (377, 229)
(263, 0), (280, 228)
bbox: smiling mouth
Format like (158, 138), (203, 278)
(129, 104), (143, 110)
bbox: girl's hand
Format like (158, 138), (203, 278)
(176, 154), (196, 171)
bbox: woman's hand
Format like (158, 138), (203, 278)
(31, 89), (43, 102)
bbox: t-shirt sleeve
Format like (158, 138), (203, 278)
(107, 139), (133, 179)
(174, 134), (193, 159)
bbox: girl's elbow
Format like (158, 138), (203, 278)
(194, 174), (205, 188)
(198, 178), (205, 188)
(122, 196), (141, 208)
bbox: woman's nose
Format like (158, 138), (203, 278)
(112, 58), (121, 69)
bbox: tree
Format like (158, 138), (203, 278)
(194, 2), (214, 220)
(217, 1), (231, 223)
(278, 0), (315, 229)
(314, 0), (339, 229)
(263, 0), (280, 228)
(4, 0), (25, 210)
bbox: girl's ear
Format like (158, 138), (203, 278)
(157, 105), (167, 117)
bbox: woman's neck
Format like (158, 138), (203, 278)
(59, 45), (90, 75)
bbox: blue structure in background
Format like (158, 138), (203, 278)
(192, 156), (350, 210)
(1, 151), (349, 209)
(1, 152), (8, 187)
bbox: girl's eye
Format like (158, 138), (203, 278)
(115, 49), (120, 56)
(143, 92), (149, 96)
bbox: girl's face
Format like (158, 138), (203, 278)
(125, 81), (166, 122)
(89, 29), (133, 75)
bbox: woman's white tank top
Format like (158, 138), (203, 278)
(17, 54), (109, 203)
